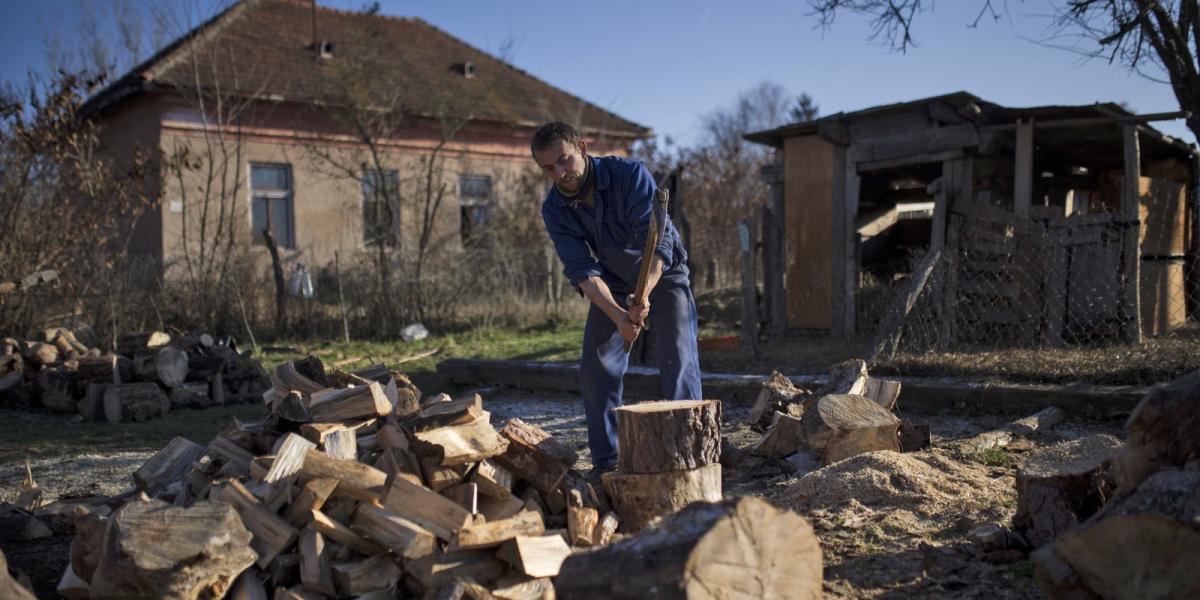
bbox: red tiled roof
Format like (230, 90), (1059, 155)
(85, 0), (649, 138)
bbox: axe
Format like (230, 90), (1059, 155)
(624, 185), (670, 353)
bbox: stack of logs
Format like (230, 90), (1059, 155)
(746, 359), (924, 466)
(47, 355), (825, 599)
(0, 329), (269, 422)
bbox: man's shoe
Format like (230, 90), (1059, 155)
(583, 465), (614, 489)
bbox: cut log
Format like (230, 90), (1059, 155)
(307, 509), (386, 556)
(133, 436), (206, 494)
(207, 436), (254, 476)
(284, 478), (338, 528)
(75, 354), (132, 386)
(332, 555), (402, 596)
(137, 346), (189, 388)
(406, 551), (506, 589)
(169, 382), (212, 408)
(602, 463), (723, 533)
(748, 371), (807, 431)
(298, 530), (335, 597)
(450, 510), (545, 551)
(117, 331), (171, 356)
(322, 428), (357, 461)
(593, 512), (619, 546)
(802, 394), (900, 465)
(376, 446), (424, 487)
(37, 367), (76, 413)
(493, 420), (570, 494)
(567, 504), (600, 547)
(212, 480), (298, 568)
(412, 410), (509, 466)
(898, 419), (931, 452)
(265, 434), (317, 484)
(352, 503), (436, 559)
(380, 476), (472, 541)
(952, 406), (1066, 454)
(616, 400), (721, 474)
(443, 482), (479, 514)
(1014, 434), (1122, 548)
(104, 383), (170, 423)
(498, 534), (573, 578)
(477, 492), (526, 523)
(403, 393), (483, 431)
(501, 417), (578, 467)
(750, 410), (805, 458)
(472, 459), (514, 498)
(819, 359), (868, 396)
(555, 496), (822, 599)
(0, 549), (39, 600)
(299, 449), (387, 502)
(419, 454), (471, 492)
(1037, 470), (1200, 599)
(308, 382), (391, 421)
(87, 499), (257, 600)
(1113, 370), (1200, 490)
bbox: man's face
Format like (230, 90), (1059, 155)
(533, 139), (588, 194)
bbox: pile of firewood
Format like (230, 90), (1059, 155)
(743, 359), (926, 466)
(0, 328), (269, 422)
(28, 355), (825, 599)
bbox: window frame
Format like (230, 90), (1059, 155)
(361, 168), (401, 247)
(248, 162), (294, 248)
(458, 174), (493, 245)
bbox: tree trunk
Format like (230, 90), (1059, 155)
(1013, 434), (1122, 548)
(616, 400), (721, 474)
(132, 346), (189, 389)
(555, 496), (822, 599)
(262, 229), (287, 337)
(602, 463), (722, 533)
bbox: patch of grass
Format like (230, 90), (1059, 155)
(970, 447), (1018, 468)
(0, 405), (266, 463)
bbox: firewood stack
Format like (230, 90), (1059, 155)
(0, 328), (269, 422)
(745, 359), (916, 466)
(50, 354), (824, 598)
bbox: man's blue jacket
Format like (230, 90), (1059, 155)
(541, 155), (689, 296)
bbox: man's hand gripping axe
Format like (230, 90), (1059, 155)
(624, 185), (670, 353)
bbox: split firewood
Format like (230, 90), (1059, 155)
(498, 534), (573, 578)
(1112, 370), (1200, 491)
(298, 530), (335, 597)
(555, 496), (822, 599)
(450, 510), (545, 551)
(616, 400), (721, 474)
(75, 354), (132, 386)
(491, 577), (556, 600)
(750, 410), (805, 458)
(898, 419), (931, 452)
(803, 394), (901, 465)
(404, 392), (483, 430)
(133, 436), (206, 494)
(592, 512), (619, 547)
(748, 371), (808, 431)
(103, 382), (170, 423)
(861, 376), (902, 410)
(0, 511), (52, 542)
(212, 480), (298, 568)
(818, 359), (869, 397)
(283, 478), (338, 528)
(352, 503), (436, 559)
(265, 434), (317, 484)
(333, 555), (403, 596)
(412, 409), (509, 467)
(501, 418), (578, 466)
(477, 492), (526, 523)
(298, 449), (387, 502)
(376, 446), (424, 487)
(116, 331), (171, 356)
(307, 509), (386, 556)
(406, 550), (507, 589)
(37, 367), (76, 413)
(380, 476), (472, 541)
(1035, 470), (1200, 599)
(322, 428), (357, 461)
(602, 463), (722, 533)
(443, 482), (479, 515)
(951, 406), (1065, 455)
(494, 420), (571, 494)
(228, 569), (269, 600)
(308, 382), (391, 421)
(567, 503), (600, 547)
(87, 499), (257, 600)
(207, 436), (254, 477)
(1013, 434), (1122, 548)
(169, 382), (212, 408)
(28, 341), (60, 367)
(419, 455), (471, 492)
(0, 548), (36, 600)
(472, 459), (514, 498)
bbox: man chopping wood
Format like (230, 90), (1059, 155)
(531, 122), (703, 480)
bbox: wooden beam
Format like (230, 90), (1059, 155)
(1014, 119), (1034, 218)
(866, 249), (942, 363)
(738, 220), (758, 356)
(852, 123), (980, 165)
(831, 145), (849, 337)
(1122, 123), (1144, 344)
(1188, 154), (1200, 321)
(842, 152), (861, 337)
(856, 148), (963, 173)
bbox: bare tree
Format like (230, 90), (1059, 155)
(808, 1), (1200, 139)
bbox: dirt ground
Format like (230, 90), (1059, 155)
(0, 389), (1123, 598)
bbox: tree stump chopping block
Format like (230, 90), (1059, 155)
(555, 496), (822, 599)
(602, 463), (722, 533)
(1112, 370), (1200, 491)
(1013, 433), (1122, 548)
(616, 400), (721, 474)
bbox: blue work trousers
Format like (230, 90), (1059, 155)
(579, 275), (703, 469)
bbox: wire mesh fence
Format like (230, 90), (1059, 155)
(859, 205), (1199, 384)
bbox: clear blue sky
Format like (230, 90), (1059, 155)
(1, 0), (1192, 146)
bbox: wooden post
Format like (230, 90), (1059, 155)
(1014, 119), (1034, 218)
(760, 163), (787, 340)
(1188, 154), (1200, 321)
(738, 221), (759, 356)
(1121, 124), (1143, 344)
(831, 146), (849, 337)
(1043, 227), (1068, 347)
(334, 252), (349, 343)
(939, 214), (962, 347)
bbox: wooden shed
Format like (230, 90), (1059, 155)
(745, 92), (1197, 344)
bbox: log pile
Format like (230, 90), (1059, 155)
(0, 328), (269, 422)
(746, 360), (912, 466)
(50, 355), (816, 598)
(1030, 370), (1200, 598)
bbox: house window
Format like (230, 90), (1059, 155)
(250, 163), (293, 247)
(362, 169), (399, 246)
(459, 175), (492, 244)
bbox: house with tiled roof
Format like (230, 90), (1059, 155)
(86, 0), (649, 271)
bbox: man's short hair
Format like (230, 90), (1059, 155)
(530, 122), (582, 155)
